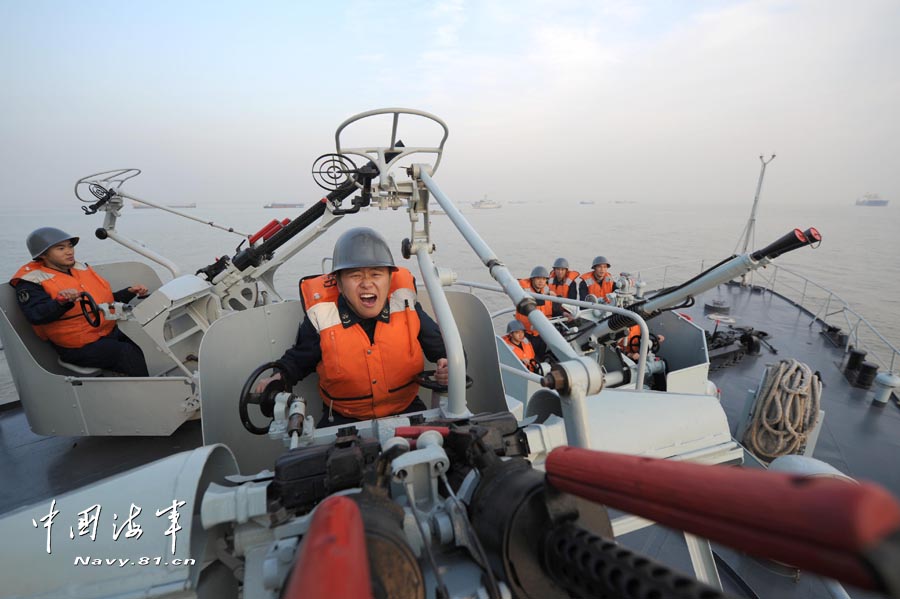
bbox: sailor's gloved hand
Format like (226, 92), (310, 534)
(255, 373), (282, 394)
(128, 284), (149, 298)
(435, 358), (449, 386)
(55, 288), (79, 303)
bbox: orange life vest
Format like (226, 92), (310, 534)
(515, 278), (553, 334)
(548, 270), (580, 298)
(300, 268), (424, 420)
(581, 271), (615, 300)
(503, 333), (539, 373)
(619, 324), (642, 354)
(10, 261), (116, 348)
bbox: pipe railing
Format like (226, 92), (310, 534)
(754, 265), (899, 373)
(627, 258), (898, 375)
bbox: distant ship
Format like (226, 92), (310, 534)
(264, 202), (305, 209)
(133, 202), (196, 210)
(579, 200), (596, 205)
(855, 193), (889, 207)
(471, 195), (501, 209)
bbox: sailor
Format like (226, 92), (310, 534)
(257, 227), (449, 426)
(502, 320), (540, 373)
(619, 324), (665, 361)
(515, 265), (558, 334)
(547, 257), (579, 300)
(9, 227), (150, 376)
(579, 255), (615, 302)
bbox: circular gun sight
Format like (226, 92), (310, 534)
(312, 153), (359, 191)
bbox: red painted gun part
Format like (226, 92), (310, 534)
(546, 446), (900, 591)
(282, 495), (372, 599)
(262, 223), (284, 241)
(394, 426), (450, 438)
(249, 219), (280, 245)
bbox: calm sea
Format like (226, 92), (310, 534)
(2, 199), (898, 401)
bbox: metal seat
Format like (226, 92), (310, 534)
(56, 357), (103, 376)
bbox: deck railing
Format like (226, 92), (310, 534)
(631, 260), (899, 374)
(457, 259), (899, 374)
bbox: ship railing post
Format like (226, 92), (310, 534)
(841, 310), (854, 352)
(822, 294), (832, 325)
(661, 265), (668, 289)
(850, 317), (862, 353)
(800, 279), (808, 307)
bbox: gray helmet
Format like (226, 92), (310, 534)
(591, 255), (611, 268)
(331, 227), (396, 273)
(507, 320), (526, 334)
(27, 227), (79, 260)
(552, 257), (569, 269)
(530, 265), (550, 279)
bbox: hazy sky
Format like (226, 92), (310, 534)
(2, 0), (897, 208)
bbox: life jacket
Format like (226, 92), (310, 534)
(503, 333), (539, 373)
(618, 324), (642, 354)
(548, 270), (580, 298)
(581, 271), (615, 300)
(10, 261), (116, 348)
(299, 268), (424, 420)
(515, 278), (553, 334)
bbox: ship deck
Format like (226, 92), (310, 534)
(622, 282), (899, 599)
(1, 282), (898, 598)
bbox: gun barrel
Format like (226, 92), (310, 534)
(585, 227), (821, 339)
(546, 446), (900, 594)
(751, 227), (808, 261)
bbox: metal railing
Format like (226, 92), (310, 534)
(752, 265), (899, 373)
(632, 259), (899, 374)
(456, 258), (900, 375)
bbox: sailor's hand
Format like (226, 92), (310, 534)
(128, 284), (149, 298)
(255, 373), (282, 394)
(435, 358), (449, 386)
(55, 288), (79, 303)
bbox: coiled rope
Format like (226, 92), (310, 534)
(743, 359), (822, 461)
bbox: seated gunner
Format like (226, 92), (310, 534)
(256, 227), (450, 426)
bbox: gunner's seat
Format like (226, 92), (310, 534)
(57, 357), (103, 377)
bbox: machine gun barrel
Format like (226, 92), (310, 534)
(587, 228), (820, 340)
(230, 192), (335, 271)
(543, 521), (734, 599)
(546, 446), (900, 596)
(230, 152), (401, 272)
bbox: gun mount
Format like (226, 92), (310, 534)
(573, 227), (822, 346)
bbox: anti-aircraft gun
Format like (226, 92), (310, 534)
(532, 228), (822, 387)
(583, 228), (821, 342)
(4, 108), (900, 599)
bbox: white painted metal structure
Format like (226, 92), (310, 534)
(0, 109), (848, 599)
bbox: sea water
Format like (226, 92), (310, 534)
(1, 199), (898, 403)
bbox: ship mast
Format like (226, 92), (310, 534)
(736, 154), (776, 285)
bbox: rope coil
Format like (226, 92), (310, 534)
(743, 359), (822, 461)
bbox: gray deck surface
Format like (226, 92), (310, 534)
(0, 282), (897, 599)
(620, 283), (898, 599)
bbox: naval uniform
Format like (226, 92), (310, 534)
(10, 261), (148, 376)
(277, 268), (447, 426)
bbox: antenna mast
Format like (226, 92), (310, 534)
(737, 154), (776, 285)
